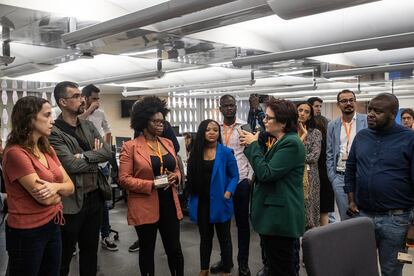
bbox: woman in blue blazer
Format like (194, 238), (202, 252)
(187, 119), (239, 276)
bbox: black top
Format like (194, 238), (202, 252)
(199, 159), (215, 205)
(150, 152), (176, 208)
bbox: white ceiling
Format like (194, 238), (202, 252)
(1, 0), (414, 101)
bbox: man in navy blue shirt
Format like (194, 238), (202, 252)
(344, 93), (414, 276)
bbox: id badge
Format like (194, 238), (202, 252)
(341, 152), (348, 161)
(397, 252), (413, 264)
(154, 174), (169, 189)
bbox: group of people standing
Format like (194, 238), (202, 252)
(0, 80), (413, 276)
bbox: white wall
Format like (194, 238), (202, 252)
(100, 94), (135, 144)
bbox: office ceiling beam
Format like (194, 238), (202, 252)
(322, 62), (414, 78)
(62, 0), (237, 45)
(232, 32), (414, 67)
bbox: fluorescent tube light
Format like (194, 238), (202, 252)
(121, 49), (158, 56)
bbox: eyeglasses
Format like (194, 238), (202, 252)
(263, 114), (276, 121)
(149, 119), (165, 125)
(63, 93), (83, 100)
(338, 98), (355, 104)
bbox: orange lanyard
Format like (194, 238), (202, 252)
(147, 140), (164, 174)
(342, 119), (353, 153)
(266, 137), (276, 151)
(223, 123), (235, 146)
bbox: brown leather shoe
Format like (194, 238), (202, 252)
(199, 270), (210, 276)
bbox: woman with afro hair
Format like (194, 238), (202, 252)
(119, 96), (184, 276)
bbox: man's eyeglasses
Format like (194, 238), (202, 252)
(63, 93), (83, 100)
(338, 98), (355, 104)
(263, 114), (276, 121)
(149, 119), (165, 125)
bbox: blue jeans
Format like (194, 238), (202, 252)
(6, 220), (61, 276)
(331, 174), (350, 221)
(100, 201), (111, 239)
(0, 221), (7, 275)
(233, 179), (250, 267)
(359, 209), (414, 276)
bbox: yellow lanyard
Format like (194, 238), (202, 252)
(147, 140), (164, 175)
(342, 119), (353, 154)
(266, 137), (276, 151)
(223, 123), (235, 146)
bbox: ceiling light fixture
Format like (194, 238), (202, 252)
(79, 70), (164, 86)
(186, 84), (317, 98)
(121, 49), (158, 56)
(62, 0), (237, 45)
(122, 79), (255, 97)
(322, 62), (414, 78)
(232, 32), (414, 67)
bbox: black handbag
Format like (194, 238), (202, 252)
(97, 167), (112, 200)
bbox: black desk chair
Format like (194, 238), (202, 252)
(302, 217), (380, 276)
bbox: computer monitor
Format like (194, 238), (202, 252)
(115, 136), (131, 153)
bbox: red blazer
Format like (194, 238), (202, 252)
(118, 135), (183, 226)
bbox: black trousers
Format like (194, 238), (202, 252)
(233, 179), (251, 267)
(135, 203), (184, 276)
(60, 190), (103, 276)
(261, 234), (298, 276)
(6, 220), (61, 276)
(197, 200), (233, 272)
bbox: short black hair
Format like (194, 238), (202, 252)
(130, 96), (169, 133)
(307, 97), (323, 105)
(371, 93), (399, 115)
(54, 81), (79, 107)
(219, 94), (235, 105)
(82, 84), (100, 97)
(401, 108), (414, 118)
(337, 89), (356, 102)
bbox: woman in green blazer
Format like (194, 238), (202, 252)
(240, 98), (305, 276)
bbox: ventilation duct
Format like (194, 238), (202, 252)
(266, 0), (380, 20)
(232, 32), (414, 67)
(1, 62), (56, 78)
(323, 62), (414, 78)
(62, 0), (237, 45)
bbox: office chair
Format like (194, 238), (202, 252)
(302, 217), (380, 276)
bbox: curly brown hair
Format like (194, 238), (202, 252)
(6, 96), (53, 156)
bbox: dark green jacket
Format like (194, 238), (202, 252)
(244, 132), (305, 238)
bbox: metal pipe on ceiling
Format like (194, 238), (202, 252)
(232, 32), (414, 67)
(322, 62), (414, 78)
(62, 0), (238, 45)
(266, 0), (379, 20)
